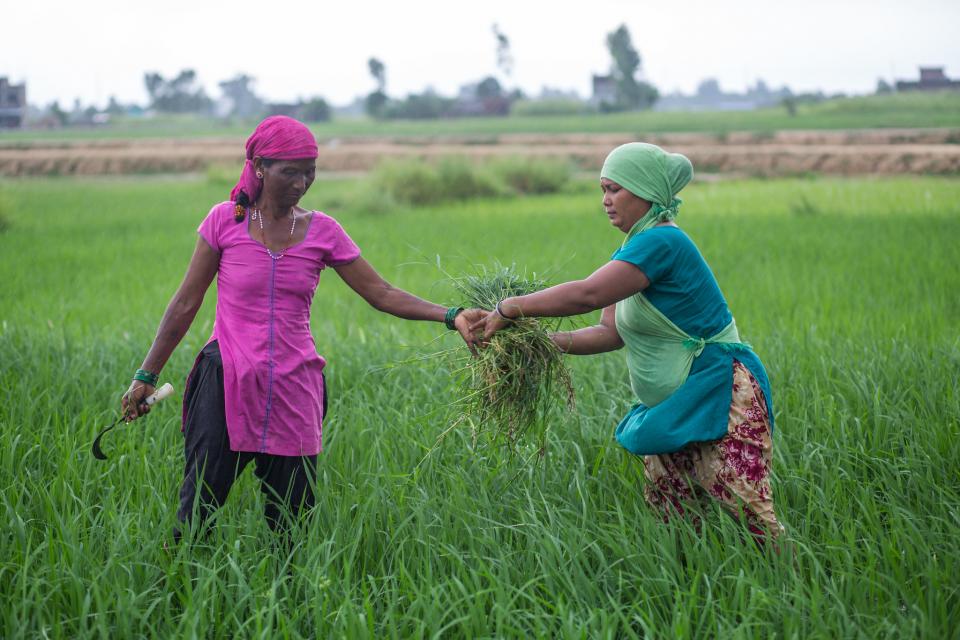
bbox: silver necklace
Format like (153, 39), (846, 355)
(251, 207), (296, 260)
(252, 208), (297, 236)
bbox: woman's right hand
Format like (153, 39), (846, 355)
(121, 381), (155, 422)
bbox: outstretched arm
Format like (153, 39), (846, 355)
(551, 304), (623, 355)
(121, 237), (219, 420)
(334, 257), (483, 349)
(472, 259), (649, 340)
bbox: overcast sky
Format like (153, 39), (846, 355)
(4, 0), (959, 108)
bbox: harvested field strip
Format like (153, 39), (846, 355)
(2, 129), (959, 177)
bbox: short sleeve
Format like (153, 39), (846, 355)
(197, 203), (227, 253)
(323, 218), (361, 266)
(611, 230), (674, 284)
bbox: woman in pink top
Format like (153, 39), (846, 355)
(121, 116), (480, 539)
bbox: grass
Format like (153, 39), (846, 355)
(0, 173), (958, 637)
(369, 157), (573, 208)
(448, 264), (573, 452)
(2, 91), (959, 144)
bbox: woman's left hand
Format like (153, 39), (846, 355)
(454, 308), (487, 356)
(469, 309), (512, 342)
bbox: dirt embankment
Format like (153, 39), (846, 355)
(1, 129), (958, 177)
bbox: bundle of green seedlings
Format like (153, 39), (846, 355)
(450, 264), (575, 453)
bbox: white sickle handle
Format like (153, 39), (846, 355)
(145, 382), (174, 406)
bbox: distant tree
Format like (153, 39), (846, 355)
(875, 78), (893, 94)
(696, 78), (723, 99)
(143, 69), (212, 113)
(300, 97), (331, 122)
(218, 74), (263, 118)
(385, 91), (456, 119)
(749, 79), (769, 99)
(48, 101), (68, 126)
(144, 73), (164, 104)
(781, 96), (798, 117)
(368, 58), (386, 93)
(492, 24), (514, 78)
(476, 76), (504, 99)
(105, 96), (125, 116)
(366, 57), (388, 118)
(605, 24), (658, 111)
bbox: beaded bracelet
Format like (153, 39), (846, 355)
(133, 368), (159, 386)
(444, 306), (464, 330)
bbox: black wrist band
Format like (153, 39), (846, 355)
(495, 301), (516, 321)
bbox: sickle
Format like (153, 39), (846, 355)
(92, 383), (175, 460)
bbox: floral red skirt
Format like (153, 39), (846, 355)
(642, 360), (784, 539)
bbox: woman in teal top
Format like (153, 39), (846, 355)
(473, 142), (783, 540)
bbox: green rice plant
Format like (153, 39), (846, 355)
(449, 264), (574, 452)
(0, 189), (10, 233)
(371, 159), (441, 205)
(489, 156), (572, 195)
(1, 176), (958, 637)
(371, 157), (506, 206)
(434, 156), (507, 200)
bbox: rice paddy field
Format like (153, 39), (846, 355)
(0, 172), (958, 637)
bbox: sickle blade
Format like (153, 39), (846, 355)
(91, 421), (120, 460)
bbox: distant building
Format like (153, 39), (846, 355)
(590, 74), (616, 107)
(453, 82), (510, 117)
(0, 77), (27, 128)
(895, 67), (960, 92)
(655, 79), (792, 112)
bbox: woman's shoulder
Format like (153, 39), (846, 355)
(306, 209), (342, 225)
(620, 225), (689, 254)
(204, 201), (239, 220)
(304, 210), (353, 236)
(303, 210), (361, 264)
(197, 201), (243, 251)
(643, 225), (701, 253)
(648, 224), (690, 241)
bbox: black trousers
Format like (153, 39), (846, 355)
(178, 341), (319, 535)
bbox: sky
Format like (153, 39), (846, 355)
(3, 0), (959, 109)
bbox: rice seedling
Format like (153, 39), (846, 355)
(1, 175), (958, 637)
(448, 264), (574, 452)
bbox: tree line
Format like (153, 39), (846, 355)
(40, 23), (657, 126)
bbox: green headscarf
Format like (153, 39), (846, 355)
(601, 143), (694, 236)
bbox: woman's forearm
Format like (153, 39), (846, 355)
(552, 324), (623, 355)
(372, 284), (446, 323)
(502, 280), (601, 319)
(334, 258), (446, 323)
(497, 261), (649, 321)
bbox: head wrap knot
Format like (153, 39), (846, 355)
(229, 115), (319, 205)
(601, 143), (693, 233)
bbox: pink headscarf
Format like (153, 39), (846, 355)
(229, 115), (319, 205)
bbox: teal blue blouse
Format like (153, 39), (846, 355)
(610, 226), (774, 455)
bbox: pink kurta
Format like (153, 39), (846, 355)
(195, 202), (361, 456)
